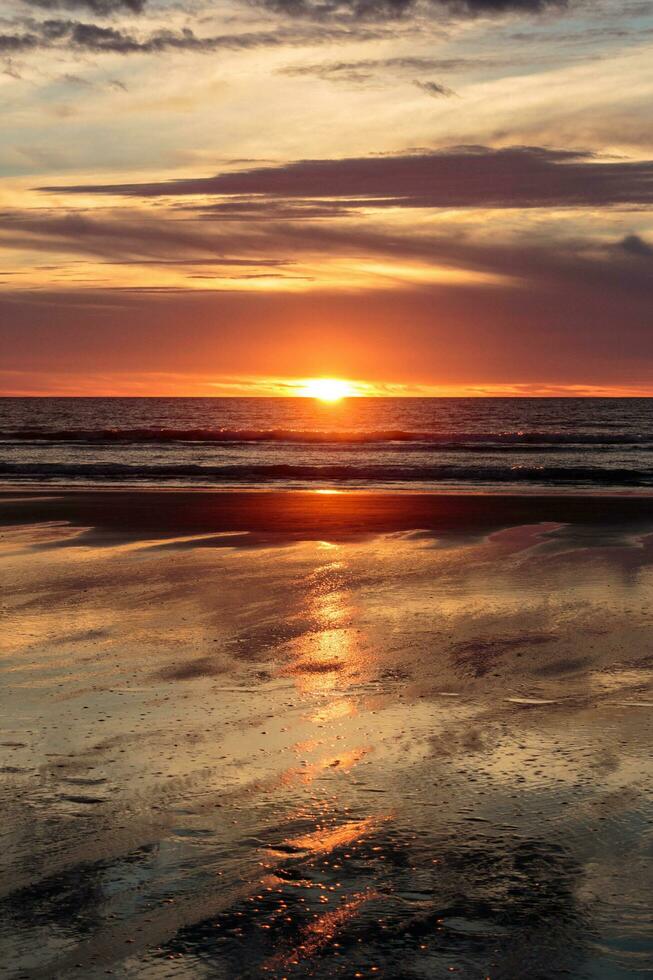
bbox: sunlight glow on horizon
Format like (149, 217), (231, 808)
(297, 378), (360, 401)
(6, 372), (653, 400)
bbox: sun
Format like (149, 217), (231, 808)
(299, 378), (356, 402)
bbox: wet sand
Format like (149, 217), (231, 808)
(1, 491), (653, 979)
(3, 488), (653, 541)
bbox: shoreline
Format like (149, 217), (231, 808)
(2, 488), (652, 540)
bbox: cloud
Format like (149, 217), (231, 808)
(256, 0), (567, 22)
(0, 32), (40, 51)
(3, 203), (653, 310)
(189, 199), (366, 219)
(20, 0), (146, 14)
(621, 233), (653, 257)
(258, 0), (414, 19)
(39, 145), (653, 211)
(1, 17), (391, 54)
(61, 71), (128, 90)
(69, 23), (217, 52)
(40, 21), (288, 53)
(279, 55), (475, 82)
(0, 209), (292, 265)
(2, 0), (571, 62)
(414, 79), (456, 96)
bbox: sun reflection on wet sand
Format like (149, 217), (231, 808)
(1, 512), (652, 978)
(310, 699), (357, 724)
(268, 816), (386, 858)
(280, 554), (368, 697)
(267, 889), (382, 972)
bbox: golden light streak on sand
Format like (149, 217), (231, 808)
(268, 816), (385, 857)
(265, 889), (382, 972)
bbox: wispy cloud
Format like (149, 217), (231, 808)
(414, 78), (457, 96)
(279, 55), (479, 82)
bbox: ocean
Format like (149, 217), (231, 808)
(1, 396), (652, 491)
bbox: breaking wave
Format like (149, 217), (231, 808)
(1, 427), (652, 447)
(2, 461), (652, 487)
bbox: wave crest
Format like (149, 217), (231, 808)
(1, 427), (651, 446)
(1, 461), (651, 487)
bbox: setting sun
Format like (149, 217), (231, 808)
(299, 378), (356, 401)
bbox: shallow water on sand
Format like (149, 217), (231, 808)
(1, 517), (653, 978)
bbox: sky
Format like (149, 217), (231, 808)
(1, 0), (653, 395)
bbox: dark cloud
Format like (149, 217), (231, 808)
(21, 0), (146, 14)
(414, 78), (456, 96)
(39, 21), (285, 53)
(0, 0), (575, 63)
(258, 0), (413, 19)
(0, 32), (40, 51)
(3, 18), (390, 54)
(256, 0), (567, 22)
(70, 23), (212, 52)
(621, 233), (653, 257)
(39, 146), (653, 211)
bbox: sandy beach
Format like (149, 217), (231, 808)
(1, 490), (653, 978)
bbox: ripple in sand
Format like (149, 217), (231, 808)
(609, 700), (653, 707)
(505, 697), (559, 705)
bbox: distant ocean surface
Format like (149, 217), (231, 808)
(1, 397), (653, 492)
